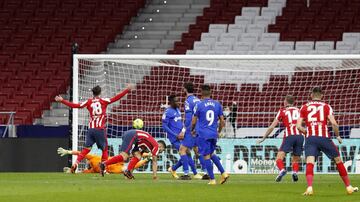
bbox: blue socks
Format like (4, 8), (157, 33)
(172, 160), (182, 171)
(204, 159), (215, 179)
(198, 155), (207, 173)
(187, 154), (197, 175)
(211, 154), (225, 174)
(180, 155), (190, 175)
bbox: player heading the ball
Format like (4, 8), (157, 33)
(257, 95), (303, 182)
(296, 87), (358, 196)
(55, 84), (134, 173)
(100, 129), (166, 180)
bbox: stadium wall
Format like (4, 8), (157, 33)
(0, 138), (69, 172)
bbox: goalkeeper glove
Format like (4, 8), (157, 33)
(57, 147), (72, 157)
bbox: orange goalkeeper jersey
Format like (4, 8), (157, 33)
(85, 154), (124, 174)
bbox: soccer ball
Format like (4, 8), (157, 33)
(133, 118), (144, 129)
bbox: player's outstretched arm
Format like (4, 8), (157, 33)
(328, 115), (342, 143)
(55, 95), (87, 108)
(257, 118), (279, 144)
(296, 118), (307, 135)
(109, 83), (134, 103)
(218, 115), (225, 134)
(57, 147), (80, 156)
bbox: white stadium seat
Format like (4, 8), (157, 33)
(193, 41), (211, 50)
(260, 33), (280, 44)
(228, 24), (246, 34)
(274, 41), (294, 51)
(308, 50), (330, 54)
(239, 33), (259, 44)
(254, 16), (274, 26)
(233, 42), (253, 51)
(342, 33), (360, 43)
(315, 41), (334, 50)
(234, 16), (253, 26)
(330, 50), (351, 54)
(336, 41), (354, 50)
(201, 33), (219, 44)
(254, 42), (273, 51)
(268, 0), (286, 6)
(295, 41), (314, 50)
(261, 7), (279, 17)
(268, 50), (290, 54)
(226, 50), (249, 55)
(214, 42), (232, 51)
(246, 24), (266, 34)
(241, 7), (260, 17)
(219, 33), (238, 43)
(208, 24), (228, 34)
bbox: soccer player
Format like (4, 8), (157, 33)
(296, 87), (358, 195)
(163, 95), (202, 180)
(100, 129), (166, 180)
(257, 95), (303, 182)
(191, 84), (229, 185)
(183, 82), (209, 179)
(57, 147), (151, 174)
(55, 84), (133, 173)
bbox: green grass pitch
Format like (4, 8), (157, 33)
(0, 173), (359, 202)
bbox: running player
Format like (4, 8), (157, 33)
(257, 95), (303, 182)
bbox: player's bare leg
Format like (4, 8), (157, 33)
(275, 151), (287, 182)
(124, 152), (141, 180)
(303, 156), (315, 196)
(291, 155), (300, 182)
(333, 157), (359, 194)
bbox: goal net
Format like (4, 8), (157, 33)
(73, 55), (360, 174)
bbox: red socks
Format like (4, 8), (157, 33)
(276, 159), (284, 171)
(105, 155), (124, 166)
(292, 162), (299, 173)
(127, 157), (140, 171)
(101, 147), (109, 162)
(76, 148), (90, 164)
(336, 162), (350, 187)
(306, 163), (314, 187)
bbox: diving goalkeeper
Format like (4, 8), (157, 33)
(57, 148), (151, 174)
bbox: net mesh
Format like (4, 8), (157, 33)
(74, 56), (360, 173)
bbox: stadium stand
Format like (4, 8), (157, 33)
(168, 0), (360, 54)
(0, 0), (145, 125)
(107, 0), (210, 54)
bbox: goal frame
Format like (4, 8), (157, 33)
(72, 54), (360, 166)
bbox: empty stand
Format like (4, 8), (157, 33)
(0, 0), (144, 124)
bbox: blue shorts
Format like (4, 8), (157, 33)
(197, 137), (217, 156)
(279, 135), (304, 156)
(305, 136), (340, 159)
(120, 130), (138, 154)
(171, 140), (181, 151)
(85, 128), (107, 150)
(181, 132), (195, 148)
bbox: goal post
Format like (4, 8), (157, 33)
(72, 54), (360, 174)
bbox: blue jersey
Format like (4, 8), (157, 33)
(184, 95), (200, 132)
(162, 107), (183, 143)
(194, 98), (223, 140)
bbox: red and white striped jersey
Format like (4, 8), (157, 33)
(61, 89), (130, 129)
(276, 107), (301, 137)
(136, 130), (159, 156)
(299, 101), (333, 138)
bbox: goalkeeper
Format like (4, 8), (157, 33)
(57, 148), (151, 174)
